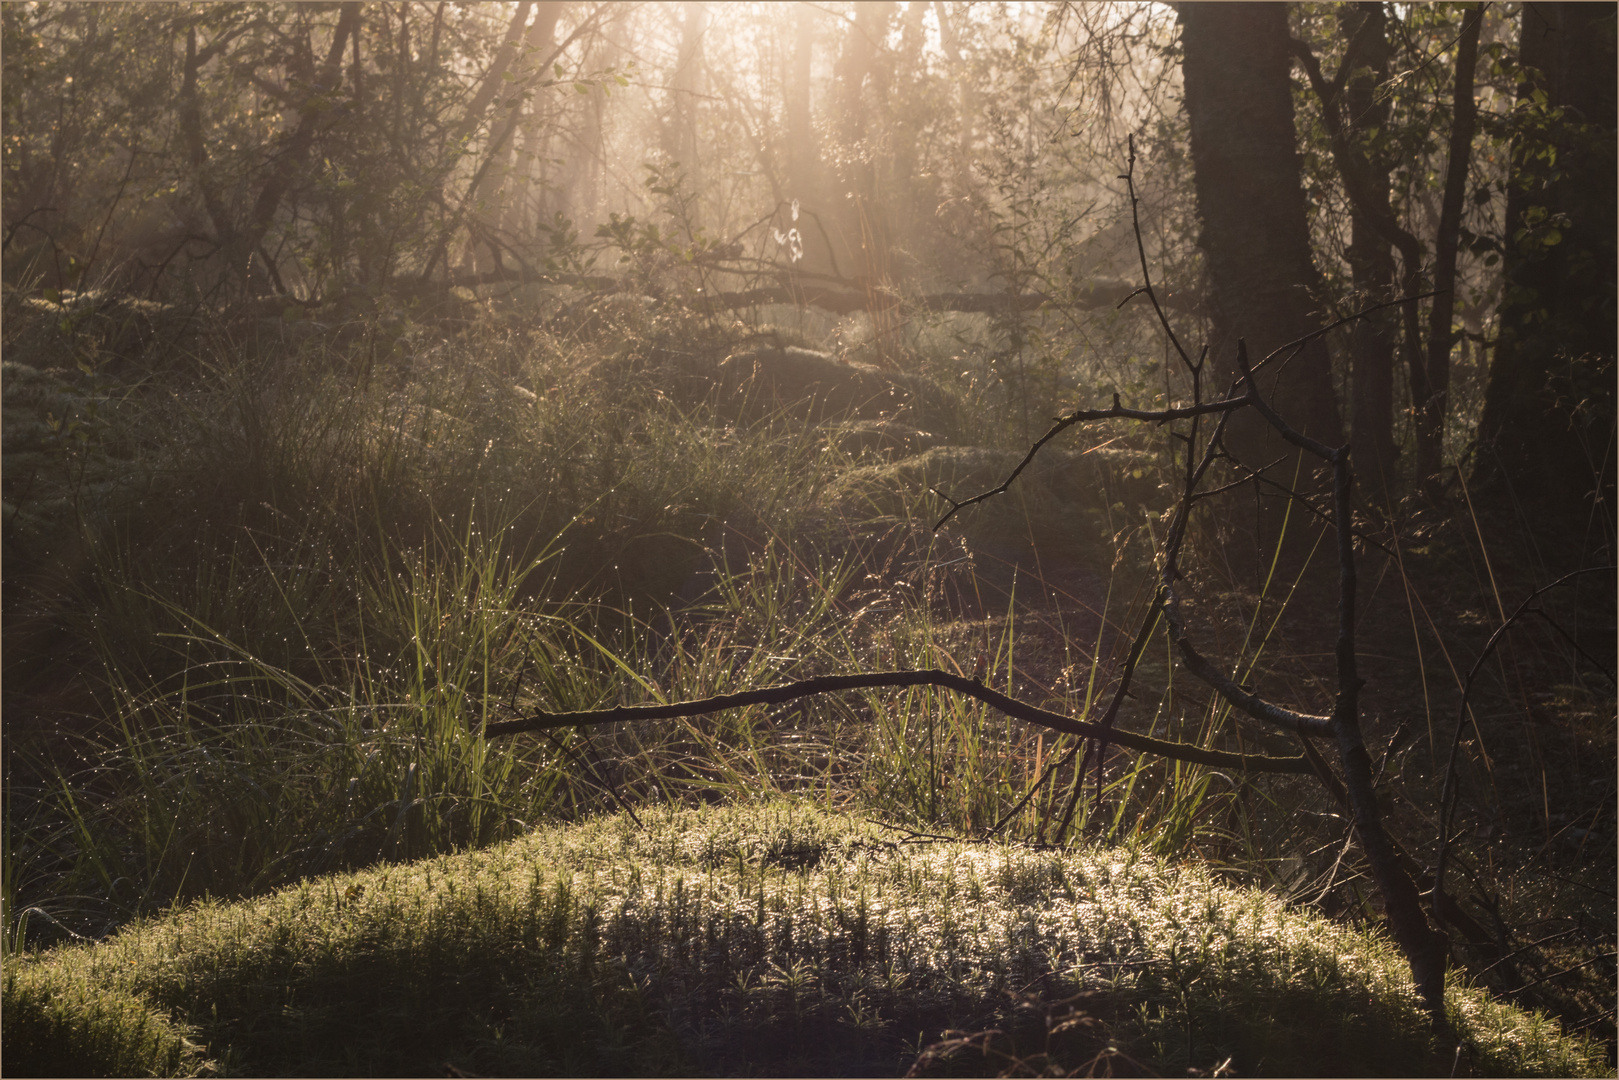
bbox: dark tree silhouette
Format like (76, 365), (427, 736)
(1474, 2), (1617, 546)
(1177, 3), (1342, 572)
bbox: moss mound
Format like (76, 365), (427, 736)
(4, 800), (1604, 1077)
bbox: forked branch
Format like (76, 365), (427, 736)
(921, 149), (1452, 1020)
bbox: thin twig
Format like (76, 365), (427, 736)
(1474, 927), (1582, 976)
(985, 739), (1080, 839)
(1504, 953), (1618, 996)
(1432, 566), (1618, 911)
(930, 393), (1251, 530)
(1122, 133), (1199, 373)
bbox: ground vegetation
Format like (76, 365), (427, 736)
(3, 3), (1612, 1074)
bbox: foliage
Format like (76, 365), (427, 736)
(2, 301), (1229, 940)
(2, 3), (1612, 1072)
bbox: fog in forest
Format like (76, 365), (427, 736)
(3, 3), (1614, 1076)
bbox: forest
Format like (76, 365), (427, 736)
(1, 2), (1614, 1076)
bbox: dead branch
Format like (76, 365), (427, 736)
(930, 392), (1251, 530)
(482, 667), (1313, 776)
(921, 147), (1455, 1021)
(1432, 565), (1618, 924)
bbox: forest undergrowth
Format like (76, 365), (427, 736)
(2, 290), (1612, 1074)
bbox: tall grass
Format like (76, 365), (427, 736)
(4, 301), (1336, 958)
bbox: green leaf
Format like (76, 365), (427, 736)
(1541, 228), (1562, 247)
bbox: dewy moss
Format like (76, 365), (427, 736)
(3, 799), (1606, 1078)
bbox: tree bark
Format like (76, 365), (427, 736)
(1177, 3), (1342, 572)
(1339, 2), (1401, 495)
(1474, 3), (1617, 540)
(1414, 3), (1483, 486)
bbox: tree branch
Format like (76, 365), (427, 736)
(1166, 629), (1336, 738)
(1433, 566), (1618, 917)
(482, 668), (1314, 775)
(930, 392), (1252, 529)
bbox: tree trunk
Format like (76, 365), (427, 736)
(550, 31), (612, 233)
(934, 3), (976, 193)
(831, 0), (896, 285)
(785, 4), (819, 206)
(1474, 3), (1617, 543)
(480, 2), (562, 273)
(777, 5), (833, 276)
(1178, 3), (1342, 571)
(505, 2), (565, 247)
(449, 3), (535, 148)
(1413, 3), (1483, 486)
(1340, 2), (1400, 497)
(663, 2), (706, 198)
(464, 3), (564, 278)
(446, 3), (533, 278)
(831, 2), (899, 357)
(890, 0), (929, 246)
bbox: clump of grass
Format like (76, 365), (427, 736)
(21, 511), (574, 922)
(2, 310), (859, 929)
(15, 300), (1601, 1073)
(4, 800), (1604, 1077)
(12, 465), (1314, 952)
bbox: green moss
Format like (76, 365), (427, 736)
(2, 962), (205, 1077)
(6, 800), (1607, 1077)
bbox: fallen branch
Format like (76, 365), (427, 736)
(380, 268), (1190, 320)
(483, 668), (1313, 776)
